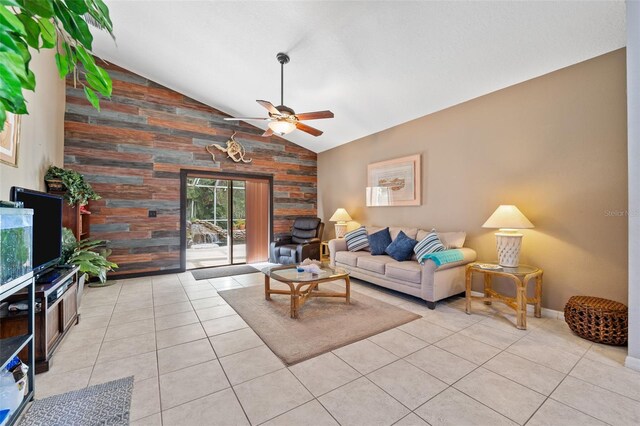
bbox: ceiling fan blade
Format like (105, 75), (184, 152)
(296, 122), (323, 137)
(295, 110), (334, 121)
(262, 128), (274, 137)
(223, 117), (269, 121)
(256, 100), (281, 116)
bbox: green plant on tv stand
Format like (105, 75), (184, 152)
(60, 227), (117, 284)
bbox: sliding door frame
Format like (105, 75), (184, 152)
(179, 169), (274, 272)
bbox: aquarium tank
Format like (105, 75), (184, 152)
(0, 207), (33, 285)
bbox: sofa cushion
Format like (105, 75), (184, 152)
(357, 255), (395, 274)
(385, 231), (418, 261)
(368, 227), (392, 255)
(344, 226), (369, 252)
(439, 231), (466, 249)
(389, 227), (418, 241)
(416, 229), (466, 249)
(386, 262), (422, 284)
(414, 230), (446, 259)
(335, 250), (369, 267)
(366, 226), (383, 235)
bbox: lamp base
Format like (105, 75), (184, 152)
(495, 232), (523, 267)
(335, 223), (347, 239)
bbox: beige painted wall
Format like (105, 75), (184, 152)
(318, 49), (628, 311)
(0, 48), (65, 200)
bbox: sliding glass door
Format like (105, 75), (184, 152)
(185, 177), (246, 269)
(183, 172), (270, 270)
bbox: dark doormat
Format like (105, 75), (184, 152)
(191, 264), (259, 280)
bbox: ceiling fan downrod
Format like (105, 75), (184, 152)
(276, 52), (290, 107)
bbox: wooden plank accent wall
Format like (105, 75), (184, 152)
(63, 61), (317, 275)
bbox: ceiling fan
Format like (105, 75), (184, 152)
(224, 52), (334, 137)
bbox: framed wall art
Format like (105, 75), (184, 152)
(1, 113), (21, 167)
(366, 154), (421, 206)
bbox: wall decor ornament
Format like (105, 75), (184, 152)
(206, 132), (252, 164)
(366, 154), (421, 206)
(0, 113), (21, 167)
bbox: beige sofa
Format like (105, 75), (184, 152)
(329, 226), (477, 309)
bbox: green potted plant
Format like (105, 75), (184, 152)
(60, 227), (118, 287)
(45, 166), (101, 206)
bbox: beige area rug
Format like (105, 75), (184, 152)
(217, 282), (421, 365)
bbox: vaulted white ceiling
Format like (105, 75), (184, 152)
(92, 1), (626, 153)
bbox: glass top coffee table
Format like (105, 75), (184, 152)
(261, 264), (351, 318)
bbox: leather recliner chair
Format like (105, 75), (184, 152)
(270, 217), (324, 265)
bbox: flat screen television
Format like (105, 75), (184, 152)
(11, 187), (63, 276)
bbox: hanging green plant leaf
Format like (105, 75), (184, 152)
(83, 85), (100, 110)
(16, 13), (40, 48)
(0, 0), (114, 129)
(0, 51), (30, 88)
(0, 1), (21, 8)
(19, 0), (54, 18)
(54, 52), (68, 78)
(74, 44), (99, 75)
(64, 0), (88, 15)
(0, 62), (28, 113)
(14, 37), (30, 63)
(37, 16), (55, 48)
(0, 7), (26, 35)
(0, 31), (21, 55)
(85, 71), (109, 97)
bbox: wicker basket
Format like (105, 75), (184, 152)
(564, 296), (628, 345)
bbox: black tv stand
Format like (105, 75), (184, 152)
(1, 265), (80, 373)
(36, 268), (62, 284)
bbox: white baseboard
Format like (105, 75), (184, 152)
(625, 355), (640, 372)
(469, 291), (564, 320)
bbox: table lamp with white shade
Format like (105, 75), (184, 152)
(329, 208), (352, 238)
(482, 205), (534, 267)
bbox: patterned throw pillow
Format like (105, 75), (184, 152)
(368, 227), (392, 255)
(414, 230), (446, 260)
(385, 231), (418, 261)
(344, 226), (369, 252)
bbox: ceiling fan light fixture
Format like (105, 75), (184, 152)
(268, 120), (296, 135)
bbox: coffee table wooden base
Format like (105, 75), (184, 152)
(264, 275), (351, 318)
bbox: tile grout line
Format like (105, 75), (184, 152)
(520, 342), (610, 426)
(86, 283), (123, 388)
(403, 311), (551, 425)
(150, 275), (166, 425)
(174, 271), (252, 425)
(254, 365), (340, 426)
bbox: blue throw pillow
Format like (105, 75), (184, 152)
(385, 231), (418, 261)
(368, 227), (392, 255)
(344, 226), (369, 252)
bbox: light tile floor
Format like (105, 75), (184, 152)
(36, 272), (640, 425)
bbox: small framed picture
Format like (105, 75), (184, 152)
(1, 113), (22, 167)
